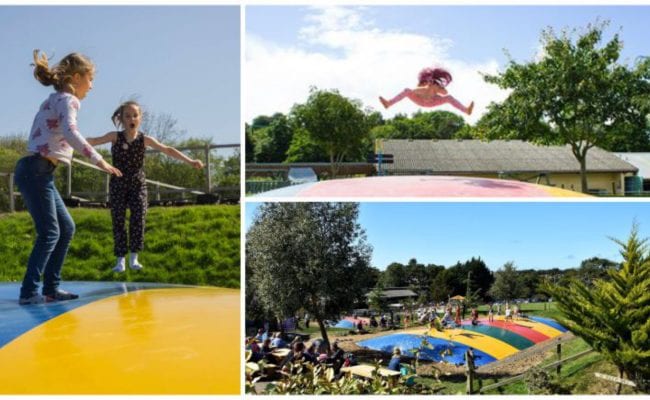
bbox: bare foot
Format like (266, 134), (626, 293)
(467, 101), (475, 115)
(379, 96), (389, 109)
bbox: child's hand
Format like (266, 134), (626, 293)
(190, 159), (204, 169)
(97, 159), (123, 177)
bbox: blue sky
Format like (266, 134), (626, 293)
(245, 5), (650, 124)
(0, 6), (240, 148)
(245, 202), (650, 271)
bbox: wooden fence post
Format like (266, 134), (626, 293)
(204, 143), (211, 193)
(8, 173), (15, 212)
(66, 162), (72, 198)
(466, 348), (476, 394)
(105, 174), (110, 204)
(556, 341), (562, 376)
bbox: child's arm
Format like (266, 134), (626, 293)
(144, 136), (204, 169)
(86, 131), (118, 146)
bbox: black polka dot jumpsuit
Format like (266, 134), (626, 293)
(110, 131), (147, 257)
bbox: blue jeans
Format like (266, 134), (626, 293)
(14, 155), (75, 298)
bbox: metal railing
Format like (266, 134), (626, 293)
(2, 142), (240, 212)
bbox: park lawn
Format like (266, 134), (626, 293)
(0, 205), (240, 288)
(476, 337), (637, 395)
(477, 302), (564, 320)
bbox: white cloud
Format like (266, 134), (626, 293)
(245, 6), (510, 124)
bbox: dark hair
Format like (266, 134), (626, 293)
(418, 67), (453, 87)
(111, 101), (141, 128)
(32, 50), (95, 95)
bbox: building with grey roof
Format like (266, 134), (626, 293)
(379, 139), (638, 195)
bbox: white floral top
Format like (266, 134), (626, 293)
(27, 92), (102, 165)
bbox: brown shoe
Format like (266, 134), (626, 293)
(467, 101), (475, 115)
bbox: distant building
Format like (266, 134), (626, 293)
(364, 287), (418, 308)
(380, 139), (638, 195)
(613, 153), (650, 193)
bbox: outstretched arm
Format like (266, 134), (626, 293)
(144, 135), (204, 169)
(86, 131), (118, 146)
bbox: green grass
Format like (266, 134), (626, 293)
(477, 302), (564, 320)
(0, 205), (240, 288)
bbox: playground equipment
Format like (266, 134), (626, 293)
(256, 175), (592, 198)
(0, 281), (239, 394)
(357, 315), (566, 368)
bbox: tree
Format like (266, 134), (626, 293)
(291, 88), (370, 177)
(481, 21), (650, 193)
(373, 111), (466, 140)
(368, 283), (389, 317)
(380, 262), (408, 287)
(285, 127), (329, 163)
(250, 113), (294, 163)
(246, 203), (372, 350)
(543, 225), (650, 392)
(141, 110), (187, 144)
(489, 262), (527, 302)
(577, 256), (619, 286)
(430, 271), (451, 303)
(446, 257), (494, 301)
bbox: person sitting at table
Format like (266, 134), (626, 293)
(279, 341), (316, 372)
(387, 347), (402, 372)
(369, 315), (378, 328)
(271, 332), (288, 349)
(246, 337), (263, 362)
(255, 328), (267, 342)
(306, 341), (320, 359)
(260, 338), (276, 363)
(328, 341), (345, 372)
(380, 315), (387, 328)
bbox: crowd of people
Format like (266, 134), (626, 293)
(246, 330), (355, 377)
(247, 300), (530, 381)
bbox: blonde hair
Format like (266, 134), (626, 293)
(32, 50), (95, 95)
(111, 100), (141, 129)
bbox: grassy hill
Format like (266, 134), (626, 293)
(0, 205), (239, 288)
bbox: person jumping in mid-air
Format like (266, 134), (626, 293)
(379, 67), (474, 115)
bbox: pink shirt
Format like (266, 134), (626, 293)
(27, 91), (103, 165)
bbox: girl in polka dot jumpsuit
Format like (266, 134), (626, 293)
(87, 101), (204, 272)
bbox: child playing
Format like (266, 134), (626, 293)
(86, 101), (204, 273)
(15, 50), (122, 305)
(379, 67), (474, 115)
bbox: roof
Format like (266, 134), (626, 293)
(381, 140), (638, 174)
(365, 289), (418, 299)
(613, 153), (650, 178)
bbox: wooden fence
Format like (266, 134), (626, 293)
(464, 341), (596, 394)
(2, 143), (239, 212)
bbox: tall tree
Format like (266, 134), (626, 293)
(543, 226), (650, 392)
(489, 261), (527, 302)
(291, 88), (370, 177)
(372, 111), (466, 140)
(251, 114), (294, 163)
(246, 203), (372, 349)
(481, 21), (650, 193)
(380, 262), (408, 287)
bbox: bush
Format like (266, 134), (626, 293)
(246, 360), (442, 395)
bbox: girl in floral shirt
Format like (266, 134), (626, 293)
(14, 50), (121, 305)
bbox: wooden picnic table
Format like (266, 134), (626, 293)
(340, 364), (401, 380)
(270, 348), (291, 359)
